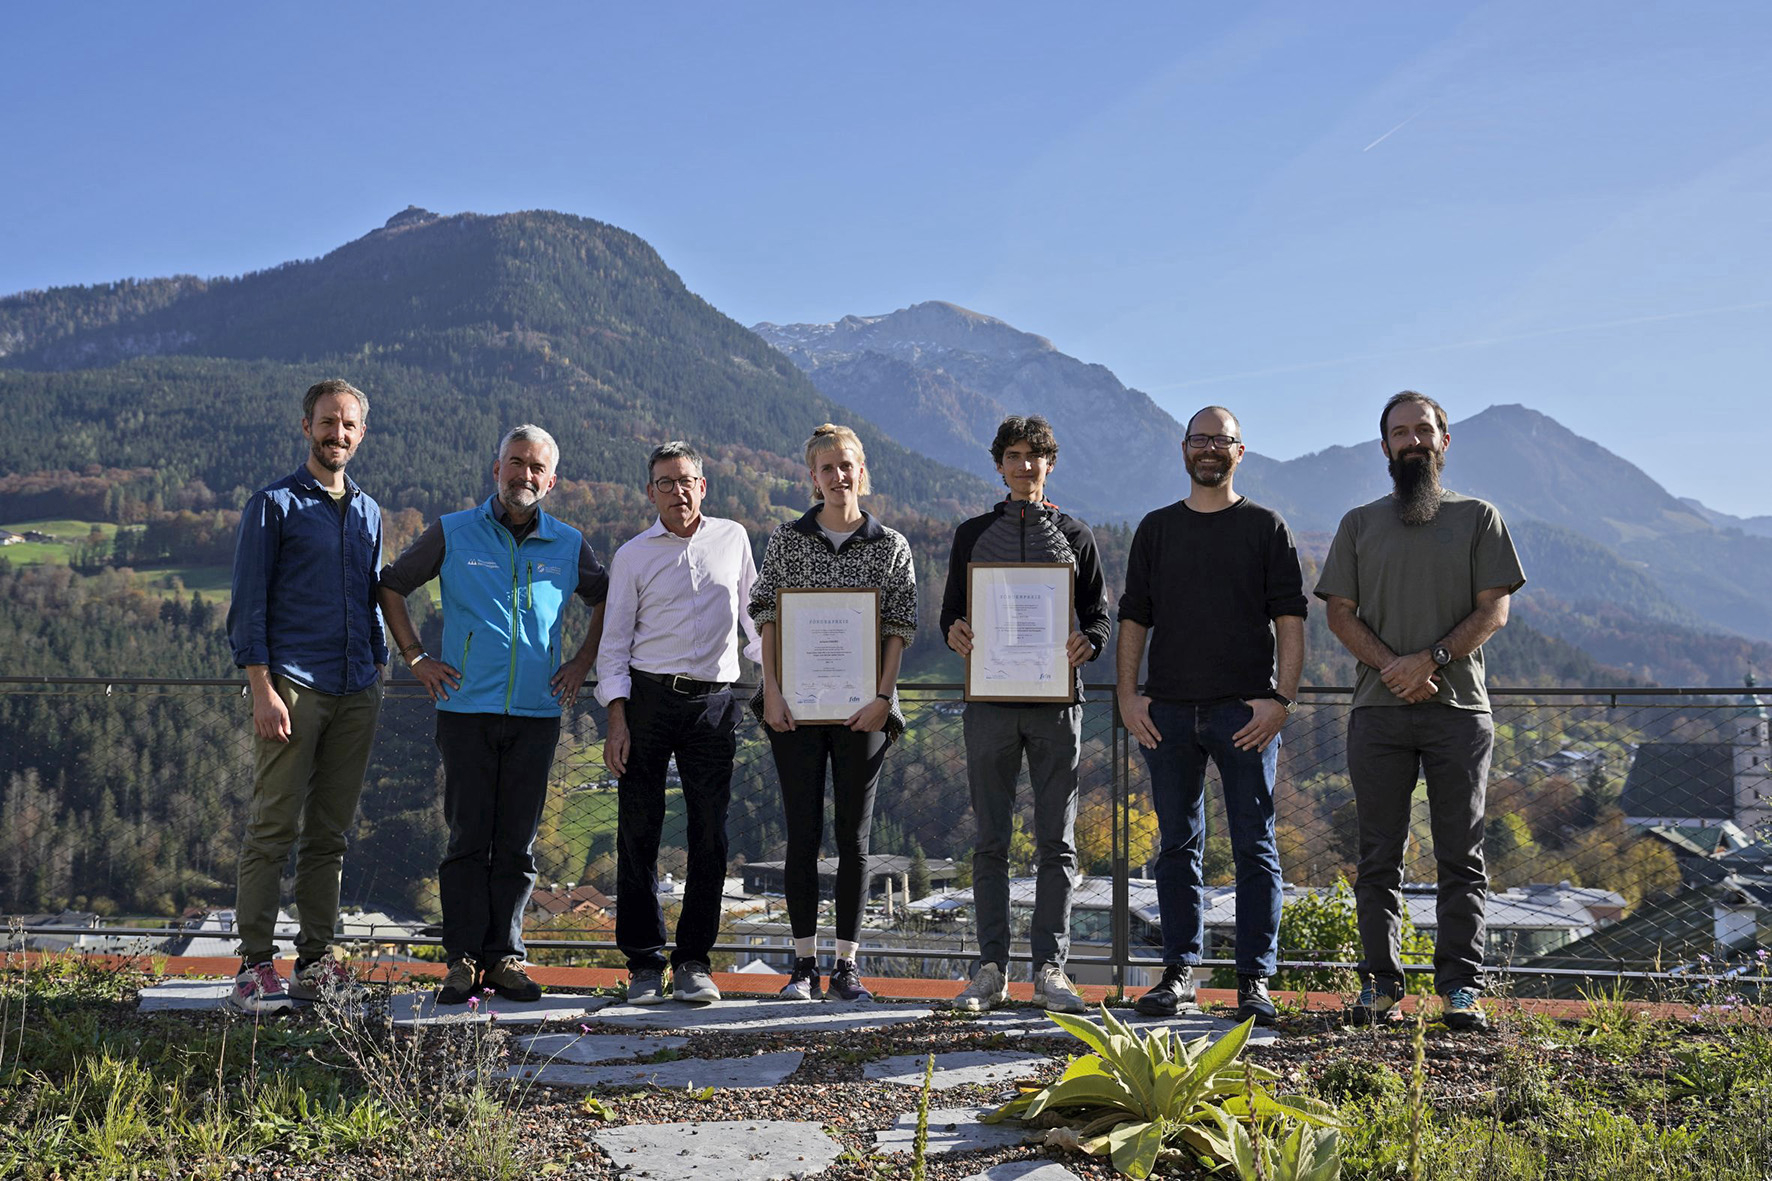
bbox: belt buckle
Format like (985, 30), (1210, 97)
(668, 674), (694, 695)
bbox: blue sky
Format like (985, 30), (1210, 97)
(5, 2), (1770, 512)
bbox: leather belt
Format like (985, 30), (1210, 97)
(633, 668), (729, 697)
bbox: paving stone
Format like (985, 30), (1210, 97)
(391, 991), (612, 1026)
(863, 1049), (1049, 1091)
(514, 1032), (689, 1064)
(592, 1119), (840, 1180)
(958, 1163), (1084, 1181)
(874, 1106), (1032, 1154)
(138, 981), (233, 1012)
(589, 997), (935, 1034)
(961, 1006), (1275, 1047)
(504, 1049), (803, 1090)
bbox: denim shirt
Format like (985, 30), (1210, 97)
(227, 467), (389, 695)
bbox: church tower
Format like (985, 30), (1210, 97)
(1733, 673), (1772, 834)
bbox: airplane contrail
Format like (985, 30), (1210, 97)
(1154, 299), (1772, 390)
(1363, 113), (1419, 152)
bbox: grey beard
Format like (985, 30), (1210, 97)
(1390, 452), (1445, 526)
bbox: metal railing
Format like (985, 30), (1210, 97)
(3, 676), (1766, 995)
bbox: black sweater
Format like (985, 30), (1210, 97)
(940, 498), (1112, 704)
(1117, 496), (1308, 704)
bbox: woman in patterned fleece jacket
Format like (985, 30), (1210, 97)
(749, 423), (917, 1003)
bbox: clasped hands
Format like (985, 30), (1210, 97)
(1380, 650), (1441, 703)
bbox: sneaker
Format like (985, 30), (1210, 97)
(1135, 964), (1198, 1016)
(482, 955), (542, 1003)
(626, 967), (669, 1006)
(672, 961), (721, 1004)
(1033, 963), (1088, 1014)
(227, 961), (295, 1015)
(779, 957), (822, 1001)
(1347, 980), (1404, 1026)
(951, 963), (1009, 1012)
(1441, 987), (1488, 1032)
(828, 958), (871, 1002)
(436, 956), (479, 1006)
(1235, 974), (1277, 1026)
(288, 956), (369, 1004)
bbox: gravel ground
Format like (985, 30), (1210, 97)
(64, 987), (1699, 1180)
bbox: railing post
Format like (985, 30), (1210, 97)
(1112, 692), (1131, 997)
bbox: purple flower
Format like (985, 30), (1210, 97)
(1700, 954), (1712, 965)
(579, 1023), (592, 1034)
(467, 996), (480, 1012)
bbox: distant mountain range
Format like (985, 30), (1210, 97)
(2, 209), (1765, 684)
(754, 302), (1771, 670)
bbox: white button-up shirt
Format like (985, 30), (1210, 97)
(594, 515), (762, 705)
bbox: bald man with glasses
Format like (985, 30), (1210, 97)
(1117, 405), (1308, 1026)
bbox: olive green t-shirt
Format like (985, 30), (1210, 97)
(1313, 491), (1525, 711)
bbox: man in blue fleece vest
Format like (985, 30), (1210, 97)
(380, 424), (608, 1004)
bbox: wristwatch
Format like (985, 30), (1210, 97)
(1272, 692), (1297, 714)
(1431, 644), (1454, 668)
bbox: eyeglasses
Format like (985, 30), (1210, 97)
(1185, 434), (1241, 450)
(651, 476), (701, 493)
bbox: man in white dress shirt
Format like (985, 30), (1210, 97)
(596, 441), (761, 1005)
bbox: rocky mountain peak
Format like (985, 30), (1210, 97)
(380, 206), (441, 232)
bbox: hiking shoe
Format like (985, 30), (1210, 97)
(483, 955), (542, 1003)
(828, 958), (871, 1002)
(1033, 963), (1088, 1014)
(436, 957), (479, 1006)
(1135, 964), (1198, 1016)
(672, 961), (721, 1004)
(1441, 987), (1488, 1032)
(1235, 974), (1278, 1026)
(1348, 980), (1404, 1026)
(952, 963), (1009, 1012)
(288, 956), (369, 1004)
(779, 957), (822, 1001)
(227, 961), (295, 1015)
(626, 967), (668, 1005)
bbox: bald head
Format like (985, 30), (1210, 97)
(1187, 405), (1240, 439)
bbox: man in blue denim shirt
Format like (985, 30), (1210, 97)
(226, 379), (388, 1014)
(1116, 406), (1308, 1026)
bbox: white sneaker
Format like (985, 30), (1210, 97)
(1033, 963), (1088, 1014)
(227, 961), (295, 1015)
(287, 956), (369, 1004)
(952, 963), (1009, 1012)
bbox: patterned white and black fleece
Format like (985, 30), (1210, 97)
(938, 498), (1113, 704)
(748, 504), (918, 737)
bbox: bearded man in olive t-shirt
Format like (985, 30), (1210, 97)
(1315, 390), (1525, 1033)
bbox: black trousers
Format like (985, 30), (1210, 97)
(767, 724), (888, 943)
(615, 676), (740, 973)
(434, 710), (560, 965)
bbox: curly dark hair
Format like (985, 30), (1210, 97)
(989, 415), (1059, 466)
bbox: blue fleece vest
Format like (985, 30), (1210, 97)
(437, 497), (582, 717)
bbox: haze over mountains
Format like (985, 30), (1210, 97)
(1, 207), (1765, 684)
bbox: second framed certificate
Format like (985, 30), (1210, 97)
(966, 562), (1075, 702)
(776, 588), (881, 723)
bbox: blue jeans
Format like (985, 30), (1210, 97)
(1141, 700), (1281, 976)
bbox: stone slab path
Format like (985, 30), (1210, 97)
(863, 1049), (1049, 1091)
(963, 1006), (1277, 1047)
(959, 1163), (1084, 1181)
(588, 997), (937, 1033)
(135, 980), (614, 1026)
(513, 1032), (689, 1064)
(592, 1119), (842, 1181)
(504, 1049), (805, 1091)
(874, 1106), (1033, 1155)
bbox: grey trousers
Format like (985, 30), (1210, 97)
(964, 701), (1082, 969)
(1347, 704), (1494, 995)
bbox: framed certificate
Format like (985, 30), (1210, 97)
(776, 588), (881, 723)
(966, 563), (1075, 702)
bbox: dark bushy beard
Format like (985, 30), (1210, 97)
(1389, 447), (1445, 525)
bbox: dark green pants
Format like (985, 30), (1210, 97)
(235, 674), (382, 963)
